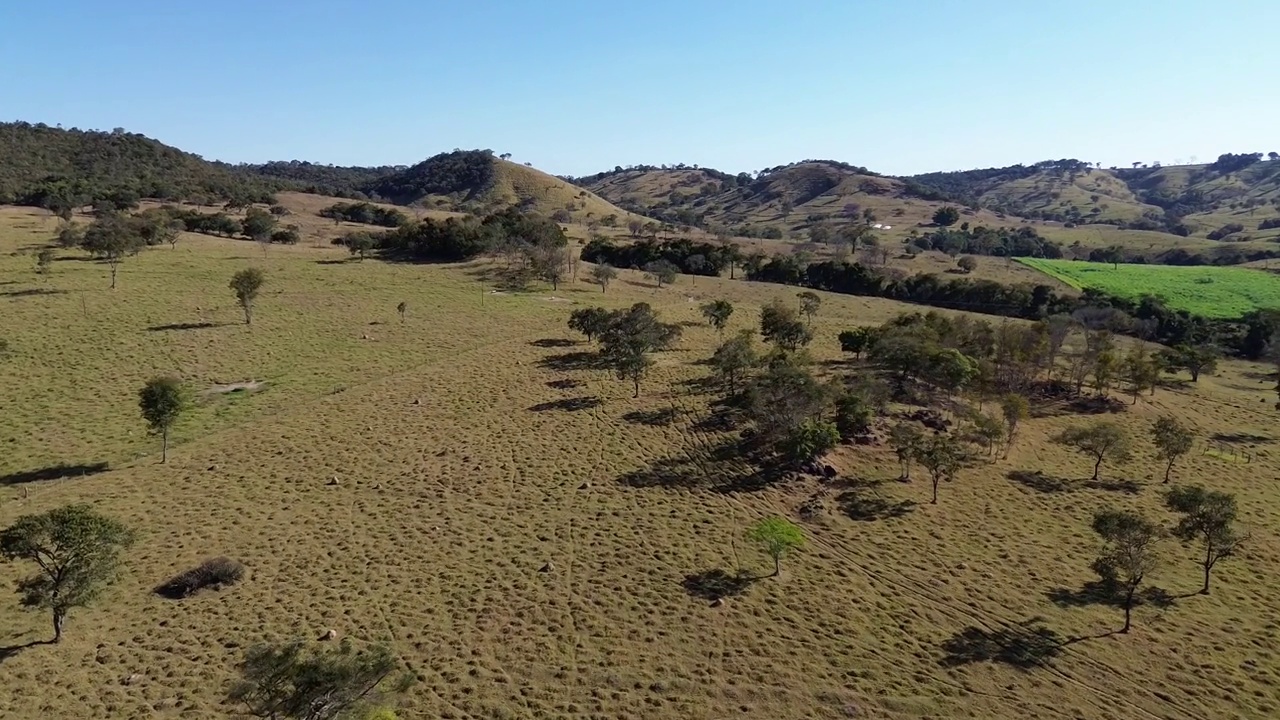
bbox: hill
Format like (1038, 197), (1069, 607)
(227, 160), (402, 199)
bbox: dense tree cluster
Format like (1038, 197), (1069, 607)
(366, 149), (496, 204)
(319, 201), (409, 227)
(581, 237), (736, 276)
(228, 159), (400, 198)
(1208, 152), (1264, 174)
(914, 225), (1064, 258)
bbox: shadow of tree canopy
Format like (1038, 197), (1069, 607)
(1007, 469), (1072, 493)
(837, 479), (917, 521)
(1082, 478), (1142, 494)
(622, 407), (681, 427)
(0, 640), (51, 666)
(617, 438), (788, 493)
(529, 396), (602, 412)
(146, 321), (228, 332)
(940, 619), (1067, 670)
(530, 338), (576, 348)
(682, 568), (758, 600)
(546, 378), (582, 390)
(1046, 579), (1178, 610)
(1, 462), (110, 486)
(1211, 432), (1272, 445)
(2, 288), (67, 298)
(536, 350), (610, 372)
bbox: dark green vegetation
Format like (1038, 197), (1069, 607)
(319, 201), (408, 227)
(229, 639), (412, 720)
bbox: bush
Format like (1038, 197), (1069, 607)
(155, 556), (246, 599)
(320, 201), (408, 228)
(1207, 223), (1245, 241)
(1259, 218), (1280, 231)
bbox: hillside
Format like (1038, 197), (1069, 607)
(228, 160), (402, 198)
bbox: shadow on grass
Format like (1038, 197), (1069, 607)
(617, 438), (789, 493)
(674, 375), (723, 397)
(623, 279), (658, 289)
(682, 568), (760, 601)
(1211, 432), (1272, 444)
(146, 321), (228, 332)
(0, 640), (51, 666)
(836, 478), (917, 521)
(536, 350), (610, 372)
(1046, 580), (1179, 610)
(1007, 469), (1072, 493)
(622, 407), (681, 427)
(1, 288), (66, 298)
(939, 618), (1066, 670)
(529, 396), (602, 412)
(1082, 478), (1142, 494)
(1, 462), (110, 486)
(314, 259), (350, 265)
(530, 338), (576, 348)
(546, 378), (582, 390)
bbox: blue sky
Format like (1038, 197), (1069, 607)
(2, 1), (1275, 176)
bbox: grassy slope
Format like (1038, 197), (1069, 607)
(2, 205), (1280, 719)
(1017, 258), (1280, 318)
(981, 169), (1162, 223)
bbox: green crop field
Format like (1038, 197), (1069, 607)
(1016, 258), (1280, 318)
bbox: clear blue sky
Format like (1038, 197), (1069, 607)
(2, 1), (1275, 176)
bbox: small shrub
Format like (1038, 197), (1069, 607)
(156, 556), (246, 599)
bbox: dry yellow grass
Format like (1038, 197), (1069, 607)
(2, 204), (1280, 719)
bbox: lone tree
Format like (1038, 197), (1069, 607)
(242, 207), (277, 250)
(567, 306), (612, 343)
(837, 327), (875, 359)
(1000, 393), (1030, 458)
(933, 206), (961, 227)
(1091, 509), (1161, 633)
(709, 330), (756, 393)
(530, 244), (571, 290)
(590, 264), (617, 292)
(80, 214), (145, 289)
(888, 422), (924, 479)
(139, 376), (190, 463)
(0, 505), (135, 643)
(956, 255), (977, 274)
(760, 299), (812, 351)
(344, 231), (376, 261)
(643, 259), (678, 288)
(915, 434), (963, 504)
(229, 638), (413, 720)
(230, 268), (266, 325)
(396, 301), (407, 322)
(1150, 416), (1194, 483)
(700, 299), (734, 335)
(1164, 485), (1245, 594)
(796, 291), (821, 325)
(1054, 421), (1132, 480)
(746, 517), (804, 577)
(35, 246), (56, 277)
(1163, 344), (1220, 382)
(599, 303), (681, 397)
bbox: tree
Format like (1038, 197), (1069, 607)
(781, 419), (839, 466)
(915, 434), (963, 504)
(1000, 393), (1030, 458)
(80, 214), (145, 289)
(590, 263), (617, 292)
(710, 330), (757, 393)
(344, 232), (376, 261)
(700, 299), (734, 335)
(230, 268), (266, 325)
(139, 376), (190, 463)
(1150, 416), (1194, 483)
(834, 390), (873, 439)
(1164, 485), (1245, 594)
(1092, 348), (1117, 397)
(837, 327), (874, 359)
(567, 307), (612, 343)
(643, 259), (678, 288)
(933, 206), (960, 227)
(1091, 509), (1160, 633)
(888, 422), (924, 479)
(396, 301), (407, 323)
(56, 222), (84, 249)
(599, 303), (680, 397)
(627, 218), (644, 237)
(1123, 346), (1160, 403)
(229, 639), (412, 720)
(35, 246), (56, 277)
(796, 291), (821, 325)
(530, 244), (571, 290)
(760, 299), (812, 351)
(685, 253), (708, 285)
(242, 207), (277, 246)
(1054, 422), (1132, 480)
(746, 517), (804, 577)
(925, 348), (977, 397)
(0, 505), (135, 643)
(956, 255), (977, 274)
(1164, 344), (1220, 382)
(1270, 152), (1279, 162)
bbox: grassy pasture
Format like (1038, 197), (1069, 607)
(1016, 258), (1280, 318)
(2, 202), (1280, 719)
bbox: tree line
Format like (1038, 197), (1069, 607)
(319, 201), (409, 227)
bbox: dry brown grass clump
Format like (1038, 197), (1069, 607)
(154, 557), (245, 599)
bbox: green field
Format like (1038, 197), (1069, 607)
(1017, 258), (1280, 318)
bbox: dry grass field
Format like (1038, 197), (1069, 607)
(2, 203), (1280, 720)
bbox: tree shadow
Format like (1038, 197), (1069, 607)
(1082, 478), (1142, 494)
(546, 378), (582, 390)
(1211, 432), (1272, 445)
(618, 437), (782, 492)
(530, 338), (576, 348)
(1046, 580), (1179, 610)
(314, 259), (351, 265)
(623, 279), (659, 289)
(939, 618), (1066, 670)
(536, 351), (610, 372)
(528, 396), (602, 412)
(674, 375), (723, 397)
(682, 568), (759, 601)
(622, 407), (681, 426)
(1, 288), (66, 298)
(1, 462), (110, 486)
(1067, 395), (1128, 415)
(146, 321), (229, 332)
(1007, 469), (1072, 493)
(0, 640), (51, 666)
(836, 479), (917, 521)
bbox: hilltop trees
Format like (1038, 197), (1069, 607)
(700, 299), (734, 335)
(139, 376), (190, 463)
(1091, 509), (1161, 633)
(229, 639), (412, 720)
(1, 505), (135, 643)
(1151, 416), (1194, 483)
(1164, 486), (1245, 595)
(1054, 422), (1132, 480)
(230, 268), (266, 325)
(746, 517), (804, 577)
